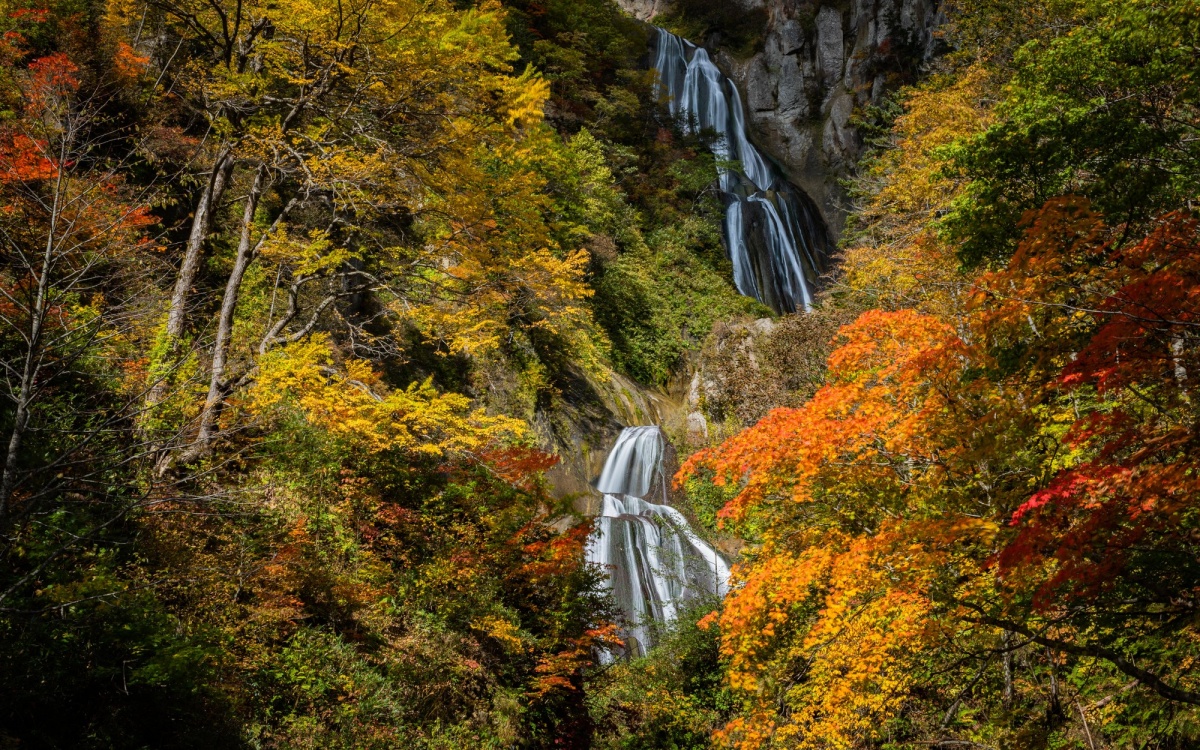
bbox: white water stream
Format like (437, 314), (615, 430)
(651, 27), (830, 314)
(586, 426), (730, 658)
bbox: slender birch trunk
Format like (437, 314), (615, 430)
(187, 163), (268, 457)
(145, 143), (236, 411)
(0, 139), (69, 519)
(165, 144), (236, 340)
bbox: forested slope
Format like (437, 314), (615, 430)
(0, 0), (749, 746)
(672, 0), (1200, 748)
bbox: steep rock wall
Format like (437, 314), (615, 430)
(620, 0), (944, 240)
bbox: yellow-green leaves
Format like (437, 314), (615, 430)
(250, 336), (523, 454)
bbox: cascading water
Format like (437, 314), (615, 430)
(651, 27), (831, 314)
(586, 426), (730, 658)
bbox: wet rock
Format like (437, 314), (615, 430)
(822, 89), (855, 169)
(746, 56), (776, 112)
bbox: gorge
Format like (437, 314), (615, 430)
(579, 26), (819, 655)
(4, 0), (1197, 746)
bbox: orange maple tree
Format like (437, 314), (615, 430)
(682, 199), (1200, 747)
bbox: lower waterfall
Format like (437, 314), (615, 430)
(651, 26), (831, 314)
(586, 426), (731, 658)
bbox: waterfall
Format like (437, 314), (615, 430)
(651, 27), (831, 314)
(586, 426), (731, 658)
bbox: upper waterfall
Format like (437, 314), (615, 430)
(586, 426), (730, 658)
(651, 27), (831, 314)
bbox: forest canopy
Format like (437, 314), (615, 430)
(677, 0), (1200, 747)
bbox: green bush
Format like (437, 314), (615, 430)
(588, 601), (732, 750)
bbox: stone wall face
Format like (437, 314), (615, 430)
(617, 0), (944, 240)
(617, 0), (673, 19)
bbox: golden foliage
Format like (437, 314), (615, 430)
(840, 64), (998, 316)
(249, 336), (524, 454)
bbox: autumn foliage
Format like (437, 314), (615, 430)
(675, 0), (1200, 744)
(680, 202), (1200, 747)
(3, 0), (1199, 745)
(0, 0), (630, 745)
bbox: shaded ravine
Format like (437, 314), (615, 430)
(585, 426), (730, 658)
(651, 27), (832, 314)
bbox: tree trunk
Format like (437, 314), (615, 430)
(167, 143), (236, 340)
(0, 146), (67, 519)
(145, 143), (235, 410)
(188, 163), (268, 457)
(1002, 630), (1015, 712)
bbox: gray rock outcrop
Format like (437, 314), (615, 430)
(617, 0), (945, 240)
(618, 0), (673, 19)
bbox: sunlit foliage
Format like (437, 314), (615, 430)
(681, 0), (1200, 746)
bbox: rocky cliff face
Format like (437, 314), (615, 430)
(619, 0), (944, 240)
(619, 0), (672, 18)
